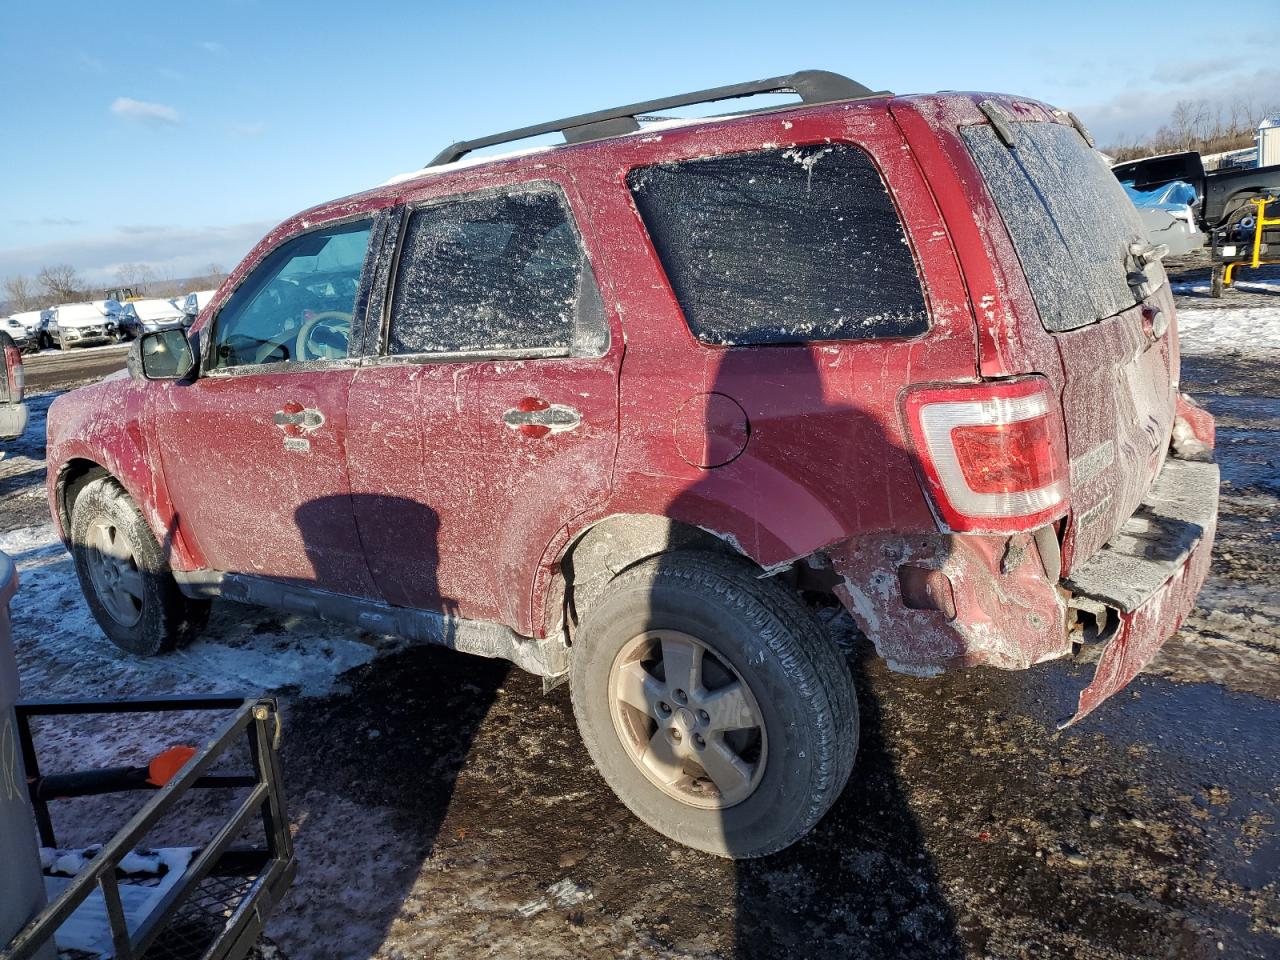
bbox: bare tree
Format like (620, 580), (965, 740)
(1104, 94), (1280, 163)
(114, 262), (156, 294)
(3, 275), (37, 312)
(37, 264), (86, 303)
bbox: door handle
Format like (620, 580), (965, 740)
(502, 398), (581, 438)
(273, 403), (325, 433)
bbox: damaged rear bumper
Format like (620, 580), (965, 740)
(827, 455), (1219, 725)
(1060, 457), (1219, 725)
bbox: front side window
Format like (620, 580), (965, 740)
(628, 145), (929, 346)
(387, 186), (605, 357)
(211, 219), (372, 369)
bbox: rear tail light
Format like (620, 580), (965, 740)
(903, 376), (1068, 533)
(2, 339), (23, 403)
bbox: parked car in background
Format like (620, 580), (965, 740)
(0, 332), (27, 440)
(2, 315), (34, 353)
(7, 311), (43, 349)
(182, 289), (216, 323)
(46, 71), (1219, 859)
(48, 302), (117, 350)
(119, 299), (187, 339)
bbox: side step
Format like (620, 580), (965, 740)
(174, 571), (569, 678)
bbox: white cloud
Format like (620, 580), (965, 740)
(110, 97), (182, 127)
(199, 40), (226, 55)
(1150, 57), (1236, 85)
(0, 221), (276, 285)
(1070, 67), (1280, 146)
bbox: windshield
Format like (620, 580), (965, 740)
(962, 120), (1164, 332)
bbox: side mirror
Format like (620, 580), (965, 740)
(128, 329), (197, 382)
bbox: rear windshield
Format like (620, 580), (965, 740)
(962, 121), (1162, 332)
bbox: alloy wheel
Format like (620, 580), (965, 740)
(608, 629), (768, 809)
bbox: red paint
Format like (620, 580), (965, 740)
(516, 396), (551, 439)
(672, 393), (749, 468)
(1175, 392), (1216, 449)
(43, 89), (1217, 720)
(1067, 507), (1216, 725)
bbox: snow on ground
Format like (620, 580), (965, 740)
(1177, 302), (1280, 355)
(0, 521), (399, 703)
(32, 342), (129, 357)
(1172, 276), (1280, 297)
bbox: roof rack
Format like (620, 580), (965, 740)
(427, 70), (888, 167)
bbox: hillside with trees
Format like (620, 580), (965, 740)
(1105, 96), (1279, 162)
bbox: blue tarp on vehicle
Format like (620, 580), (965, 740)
(1121, 179), (1198, 210)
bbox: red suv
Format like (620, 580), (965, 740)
(46, 72), (1219, 857)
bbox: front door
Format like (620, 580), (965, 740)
(152, 217), (379, 597)
(346, 178), (620, 633)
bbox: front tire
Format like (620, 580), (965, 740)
(70, 477), (210, 655)
(570, 552), (858, 858)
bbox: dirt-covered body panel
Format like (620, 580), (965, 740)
(44, 82), (1217, 725)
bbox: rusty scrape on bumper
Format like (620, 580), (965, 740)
(1061, 458), (1220, 726)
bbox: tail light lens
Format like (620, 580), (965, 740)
(2, 339), (22, 403)
(903, 376), (1068, 533)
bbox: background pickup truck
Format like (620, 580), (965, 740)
(1112, 150), (1280, 232)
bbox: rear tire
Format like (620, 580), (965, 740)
(570, 552), (858, 858)
(70, 477), (210, 656)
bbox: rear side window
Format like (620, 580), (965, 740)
(962, 121), (1161, 332)
(627, 145), (928, 345)
(387, 186), (606, 357)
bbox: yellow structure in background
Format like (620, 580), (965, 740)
(1222, 196), (1280, 287)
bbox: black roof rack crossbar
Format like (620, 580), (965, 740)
(427, 69), (888, 167)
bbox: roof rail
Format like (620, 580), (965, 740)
(427, 70), (888, 167)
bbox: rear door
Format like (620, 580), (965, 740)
(959, 116), (1178, 568)
(346, 177), (620, 634)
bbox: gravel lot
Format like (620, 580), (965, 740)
(3, 268), (1277, 959)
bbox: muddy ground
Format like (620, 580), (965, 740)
(3, 267), (1277, 959)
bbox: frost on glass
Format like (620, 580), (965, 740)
(627, 145), (929, 346)
(389, 189), (593, 356)
(962, 123), (1163, 333)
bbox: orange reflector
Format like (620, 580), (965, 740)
(147, 745), (197, 787)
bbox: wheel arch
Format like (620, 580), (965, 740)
(51, 446), (200, 571)
(55, 457), (111, 537)
(544, 513), (759, 639)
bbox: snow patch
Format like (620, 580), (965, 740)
(1, 523), (395, 701)
(1177, 303), (1280, 356)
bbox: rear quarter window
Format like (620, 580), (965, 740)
(627, 145), (929, 346)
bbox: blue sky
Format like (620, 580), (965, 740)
(1, 0), (1274, 287)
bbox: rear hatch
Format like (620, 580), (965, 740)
(960, 114), (1178, 571)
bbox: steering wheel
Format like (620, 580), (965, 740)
(295, 310), (352, 362)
